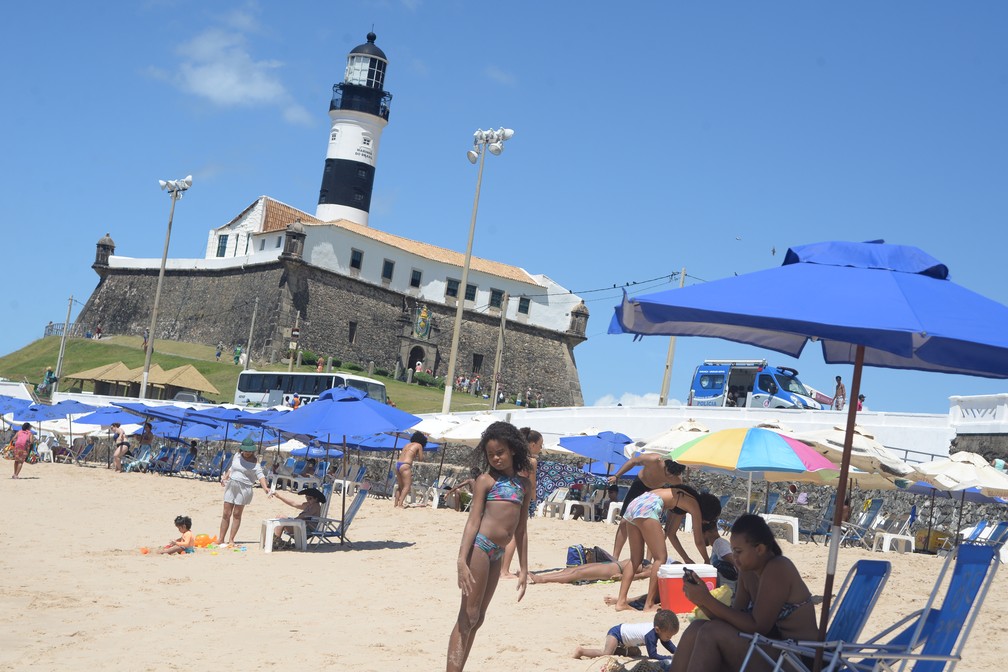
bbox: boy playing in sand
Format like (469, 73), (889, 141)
(158, 515), (195, 555)
(573, 609), (679, 670)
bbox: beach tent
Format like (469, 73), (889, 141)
(609, 239), (1008, 652)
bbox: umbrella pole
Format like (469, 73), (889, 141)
(746, 472), (753, 511)
(926, 488), (936, 553)
(764, 482), (770, 514)
(340, 433), (347, 544)
(954, 490), (966, 548)
(436, 436), (446, 485)
(814, 345), (864, 672)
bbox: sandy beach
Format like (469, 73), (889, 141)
(2, 462), (1005, 672)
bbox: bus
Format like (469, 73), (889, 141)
(234, 370), (388, 406)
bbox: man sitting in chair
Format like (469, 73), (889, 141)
(268, 487), (324, 550)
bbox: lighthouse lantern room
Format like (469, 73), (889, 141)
(316, 32), (393, 225)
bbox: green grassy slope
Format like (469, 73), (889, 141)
(0, 336), (511, 415)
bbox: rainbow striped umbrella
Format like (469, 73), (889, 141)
(668, 427), (838, 502)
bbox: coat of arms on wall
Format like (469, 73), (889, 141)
(413, 303), (433, 340)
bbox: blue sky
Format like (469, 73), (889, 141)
(2, 2), (1007, 413)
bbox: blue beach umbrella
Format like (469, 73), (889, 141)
(345, 432), (440, 452)
(610, 239), (1008, 648)
(0, 395), (32, 416)
(266, 387), (421, 542)
(76, 406), (140, 426)
(559, 431), (633, 475)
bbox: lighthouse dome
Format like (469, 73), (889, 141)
(350, 32), (387, 61)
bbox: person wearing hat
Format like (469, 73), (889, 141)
(269, 486), (326, 550)
(218, 437), (271, 548)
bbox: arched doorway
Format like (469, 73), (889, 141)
(408, 346), (426, 374)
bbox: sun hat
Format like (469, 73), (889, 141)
(240, 437), (256, 452)
(299, 487), (326, 503)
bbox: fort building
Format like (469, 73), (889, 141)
(75, 33), (588, 406)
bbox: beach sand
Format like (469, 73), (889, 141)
(1, 463), (1005, 671)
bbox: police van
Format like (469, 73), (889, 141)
(687, 359), (822, 410)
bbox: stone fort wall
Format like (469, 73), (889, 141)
(76, 258), (586, 406)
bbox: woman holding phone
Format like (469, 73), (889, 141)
(671, 514), (818, 671)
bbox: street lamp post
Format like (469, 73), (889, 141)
(441, 128), (513, 414)
(140, 175), (192, 400)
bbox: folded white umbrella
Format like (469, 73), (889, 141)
(916, 451), (1008, 497)
(799, 425), (919, 478)
(634, 419), (710, 458)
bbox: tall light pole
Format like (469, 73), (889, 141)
(441, 128), (514, 414)
(140, 175), (192, 399)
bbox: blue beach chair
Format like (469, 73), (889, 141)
(822, 543), (1000, 671)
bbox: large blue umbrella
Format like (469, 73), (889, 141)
(76, 406), (140, 426)
(0, 395), (32, 416)
(610, 239), (1008, 654)
(559, 431), (633, 474)
(345, 432), (440, 452)
(266, 387), (421, 542)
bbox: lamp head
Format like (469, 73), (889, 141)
(181, 175), (193, 189)
(488, 142), (503, 156)
(500, 128), (515, 140)
(466, 150), (479, 164)
(159, 180), (168, 190)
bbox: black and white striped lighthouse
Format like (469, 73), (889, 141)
(315, 32), (392, 225)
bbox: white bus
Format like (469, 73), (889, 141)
(234, 370), (388, 406)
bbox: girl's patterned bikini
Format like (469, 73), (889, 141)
(473, 473), (525, 561)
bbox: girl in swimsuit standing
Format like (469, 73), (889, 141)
(447, 421), (532, 672)
(613, 488), (722, 612)
(672, 514), (818, 672)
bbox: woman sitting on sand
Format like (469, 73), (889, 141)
(671, 514), (818, 672)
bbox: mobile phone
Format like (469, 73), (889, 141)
(684, 569), (700, 585)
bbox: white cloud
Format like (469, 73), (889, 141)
(175, 29), (286, 106)
(592, 391), (681, 407)
(160, 11), (308, 126)
(483, 65), (517, 86)
(282, 104), (315, 127)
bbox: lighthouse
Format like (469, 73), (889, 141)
(315, 32), (392, 225)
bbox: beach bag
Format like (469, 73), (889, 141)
(566, 544), (588, 567)
(25, 448), (39, 465)
(1, 442), (12, 461)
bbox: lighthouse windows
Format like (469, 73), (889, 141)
(518, 297), (531, 315)
(489, 289), (504, 310)
(446, 278), (460, 299)
(381, 259), (395, 283)
(350, 248), (364, 271)
(465, 283), (477, 302)
(410, 269), (422, 289)
(216, 235), (229, 258)
(345, 55), (386, 88)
